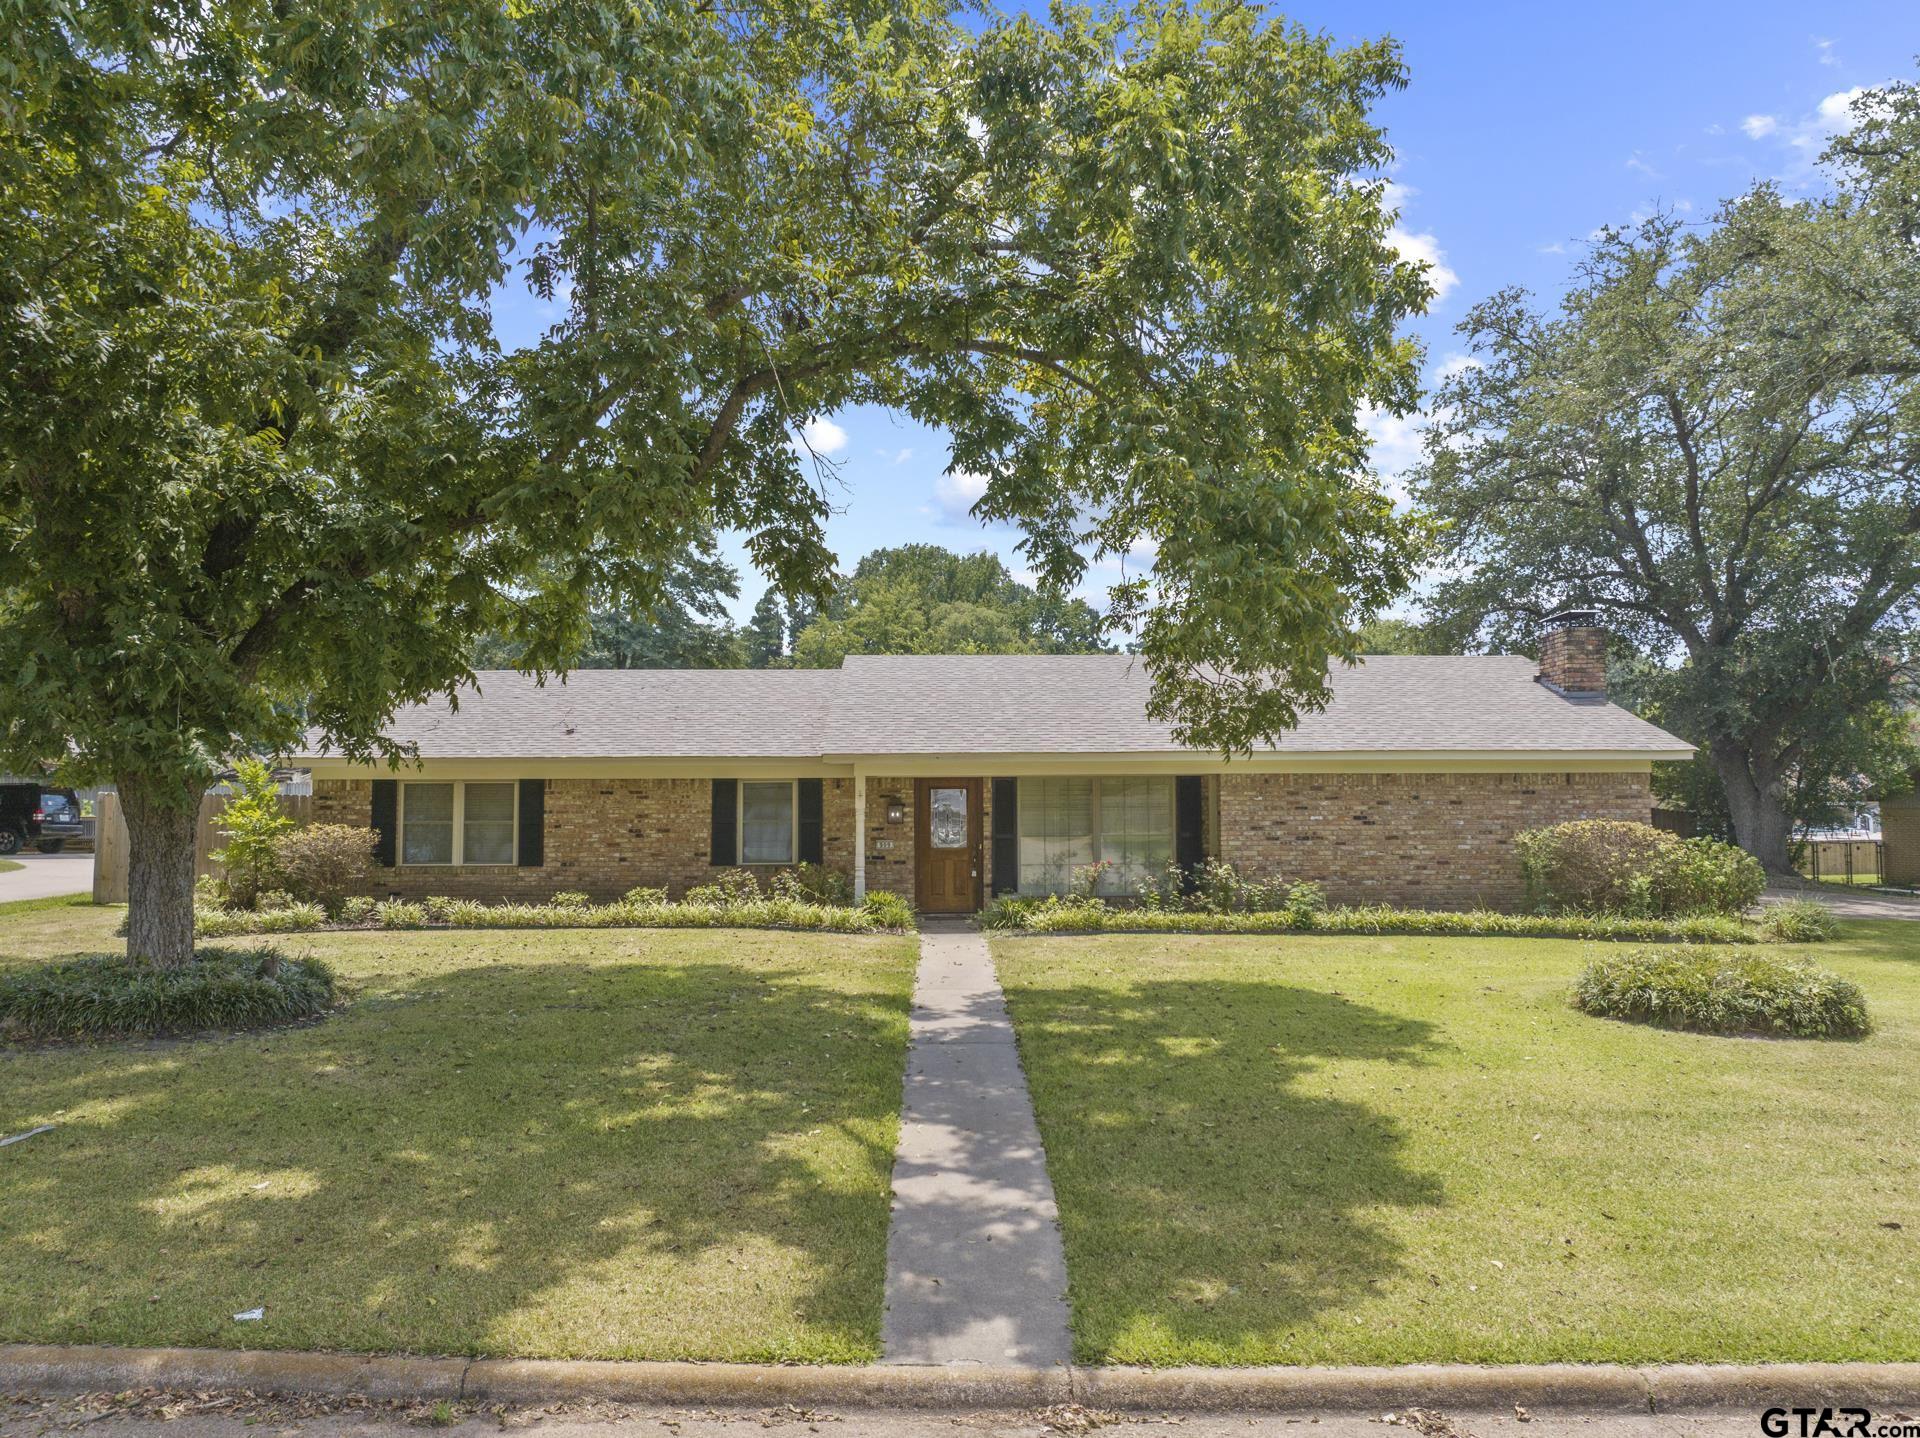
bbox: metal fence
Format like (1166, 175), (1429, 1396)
(92, 792), (312, 904)
(1795, 839), (1882, 886)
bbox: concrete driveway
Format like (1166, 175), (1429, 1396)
(0, 850), (94, 902)
(1762, 881), (1920, 920)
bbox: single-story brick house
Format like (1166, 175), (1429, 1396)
(297, 617), (1691, 912)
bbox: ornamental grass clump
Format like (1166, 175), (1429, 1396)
(1572, 947), (1869, 1038)
(0, 947), (335, 1041)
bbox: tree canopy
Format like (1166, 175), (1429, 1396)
(1, 0), (1428, 960)
(1411, 78), (1920, 869)
(789, 544), (1110, 665)
(474, 548), (748, 670)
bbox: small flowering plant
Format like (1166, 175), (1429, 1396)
(1068, 859), (1115, 901)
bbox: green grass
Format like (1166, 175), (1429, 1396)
(994, 923), (1920, 1367)
(0, 913), (915, 1362)
(0, 859), (21, 874)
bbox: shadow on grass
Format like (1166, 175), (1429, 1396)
(1004, 976), (1445, 1363)
(0, 955), (907, 1362)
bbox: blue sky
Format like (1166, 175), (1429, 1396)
(497, 3), (1918, 623)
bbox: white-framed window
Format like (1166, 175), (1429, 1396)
(399, 780), (518, 866)
(1016, 776), (1174, 896)
(739, 780), (797, 865)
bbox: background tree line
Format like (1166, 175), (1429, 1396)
(476, 542), (1113, 670)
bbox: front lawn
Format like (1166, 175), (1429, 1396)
(995, 923), (1920, 1366)
(1, 909), (914, 1362)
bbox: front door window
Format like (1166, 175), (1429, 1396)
(929, 786), (968, 848)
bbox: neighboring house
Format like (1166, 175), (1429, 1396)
(297, 616), (1691, 912)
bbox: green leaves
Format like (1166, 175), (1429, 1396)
(3, 0), (1423, 844)
(1411, 82), (1920, 861)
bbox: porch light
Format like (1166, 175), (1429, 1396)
(885, 798), (906, 823)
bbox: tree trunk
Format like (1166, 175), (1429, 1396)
(1710, 744), (1796, 876)
(118, 772), (205, 967)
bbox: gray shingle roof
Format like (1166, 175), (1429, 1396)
(298, 655), (1691, 761)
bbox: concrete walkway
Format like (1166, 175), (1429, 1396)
(880, 920), (1072, 1368)
(0, 851), (93, 902)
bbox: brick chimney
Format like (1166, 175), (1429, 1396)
(1537, 609), (1607, 700)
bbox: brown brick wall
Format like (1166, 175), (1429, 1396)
(314, 776), (858, 903)
(317, 766), (1653, 911)
(1539, 627), (1607, 695)
(1216, 769), (1651, 909)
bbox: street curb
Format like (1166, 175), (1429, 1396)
(5, 1345), (1920, 1414)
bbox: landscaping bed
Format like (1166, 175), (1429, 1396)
(994, 923), (1919, 1366)
(0, 911), (916, 1362)
(983, 898), (1824, 944)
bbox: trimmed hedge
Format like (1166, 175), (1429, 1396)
(1572, 947), (1870, 1038)
(0, 947), (335, 1041)
(181, 891), (916, 937)
(982, 895), (1797, 944)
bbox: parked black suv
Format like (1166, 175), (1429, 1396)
(0, 784), (90, 855)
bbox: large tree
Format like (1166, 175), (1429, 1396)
(1413, 80), (1920, 870)
(790, 543), (1110, 664)
(2, 0), (1427, 962)
(475, 549), (748, 670)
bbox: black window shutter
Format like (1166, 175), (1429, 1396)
(710, 779), (738, 865)
(1175, 775), (1204, 888)
(517, 779), (545, 867)
(991, 777), (1018, 894)
(797, 779), (824, 865)
(371, 779), (397, 867)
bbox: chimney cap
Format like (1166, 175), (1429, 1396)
(1543, 608), (1601, 630)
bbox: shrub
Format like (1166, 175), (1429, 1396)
(374, 899), (427, 929)
(272, 824), (377, 914)
(1514, 820), (1674, 913)
(1756, 898), (1842, 943)
(685, 868), (762, 907)
(211, 758), (294, 909)
(254, 889), (297, 912)
(1572, 947), (1869, 1037)
(770, 863), (854, 907)
(980, 895), (1052, 929)
(549, 891), (592, 909)
(859, 889), (916, 930)
(623, 885), (668, 906)
(1068, 860), (1114, 901)
(1643, 837), (1766, 916)
(188, 902), (326, 937)
(338, 895), (377, 925)
(0, 947), (335, 1040)
(984, 901), (1782, 944)
(1189, 858), (1291, 913)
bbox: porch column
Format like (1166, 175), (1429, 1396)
(853, 768), (867, 903)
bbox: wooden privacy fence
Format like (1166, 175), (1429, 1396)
(1795, 838), (1882, 886)
(92, 792), (312, 904)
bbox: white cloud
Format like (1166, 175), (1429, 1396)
(1538, 240), (1567, 255)
(1359, 402), (1429, 507)
(934, 468), (990, 518)
(798, 416), (847, 455)
(1816, 86), (1868, 131)
(1625, 151), (1661, 178)
(1742, 114), (1779, 139)
(891, 447), (913, 464)
(1814, 36), (1839, 68)
(1434, 352), (1481, 381)
(1388, 226), (1459, 301)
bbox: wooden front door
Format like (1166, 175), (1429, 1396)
(915, 779), (981, 913)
